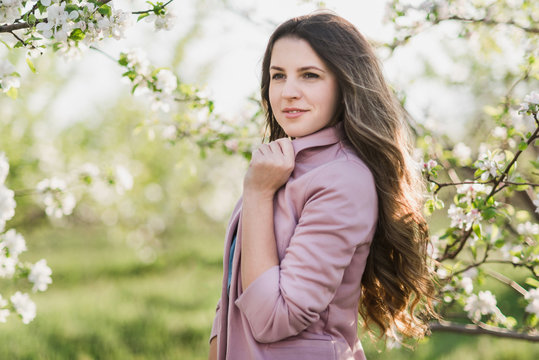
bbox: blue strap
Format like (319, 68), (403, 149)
(227, 233), (237, 295)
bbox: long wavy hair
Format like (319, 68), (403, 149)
(260, 12), (438, 339)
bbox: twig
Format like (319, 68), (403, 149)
(132, 0), (175, 15)
(440, 228), (474, 261)
(89, 45), (116, 62)
(484, 269), (527, 296)
(437, 15), (539, 35)
(487, 125), (539, 200)
(429, 320), (539, 341)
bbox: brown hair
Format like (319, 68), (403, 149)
(261, 11), (437, 340)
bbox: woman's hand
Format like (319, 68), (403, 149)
(208, 336), (217, 360)
(243, 138), (295, 198)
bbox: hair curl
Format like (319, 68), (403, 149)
(260, 11), (438, 339)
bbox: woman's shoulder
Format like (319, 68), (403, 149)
(303, 146), (376, 200)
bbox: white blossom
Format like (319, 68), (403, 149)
(516, 221), (539, 236)
(146, 12), (176, 31)
(459, 268), (477, 294)
(492, 126), (507, 139)
(155, 69), (177, 93)
(0, 185), (16, 232)
(0, 308), (9, 322)
(79, 162), (100, 177)
(0, 60), (15, 77)
(0, 59), (20, 93)
(448, 204), (481, 231)
(95, 9), (131, 40)
(0, 0), (22, 24)
(422, 159), (437, 171)
(28, 259), (52, 292)
(499, 244), (523, 263)
(475, 150), (505, 181)
(0, 229), (26, 259)
(10, 292), (36, 324)
(523, 91), (539, 105)
(456, 182), (491, 204)
(0, 152), (8, 184)
(115, 165), (133, 194)
(510, 110), (536, 133)
(150, 92), (175, 112)
(533, 198), (539, 214)
(36, 22), (54, 39)
(525, 288), (539, 317)
(36, 177), (76, 218)
(0, 253), (16, 278)
(161, 125), (177, 140)
(464, 290), (498, 322)
(453, 142), (471, 163)
(460, 276), (474, 294)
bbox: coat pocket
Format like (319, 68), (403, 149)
(265, 338), (336, 360)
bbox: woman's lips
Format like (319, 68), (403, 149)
(282, 108), (309, 119)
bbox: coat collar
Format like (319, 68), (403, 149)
(292, 123), (343, 157)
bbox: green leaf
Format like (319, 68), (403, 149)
(6, 87), (18, 99)
(482, 208), (497, 220)
(118, 54), (128, 66)
(504, 316), (517, 329)
(26, 57), (36, 73)
(472, 223), (481, 238)
(518, 141), (528, 151)
(98, 4), (112, 17)
(424, 199), (435, 216)
(14, 41), (24, 48)
(435, 199), (444, 209)
(65, 4), (79, 12)
(69, 28), (86, 41)
(529, 314), (538, 328)
(137, 13), (151, 22)
(525, 278), (539, 288)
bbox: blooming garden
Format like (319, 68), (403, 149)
(0, 0), (538, 358)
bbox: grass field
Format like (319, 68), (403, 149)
(1, 214), (537, 360)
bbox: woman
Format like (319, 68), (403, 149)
(209, 11), (436, 360)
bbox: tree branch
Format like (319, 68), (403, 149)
(487, 124), (539, 200)
(437, 15), (539, 35)
(430, 321), (539, 341)
(440, 228), (473, 261)
(132, 0), (175, 15)
(485, 269), (527, 296)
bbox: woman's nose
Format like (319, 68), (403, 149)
(281, 79), (301, 99)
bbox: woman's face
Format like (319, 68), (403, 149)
(269, 37), (340, 138)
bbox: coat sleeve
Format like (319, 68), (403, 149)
(234, 160), (378, 343)
(209, 298), (221, 343)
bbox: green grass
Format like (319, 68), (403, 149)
(1, 217), (537, 360)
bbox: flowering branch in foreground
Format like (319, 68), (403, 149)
(421, 92), (539, 341)
(0, 152), (52, 324)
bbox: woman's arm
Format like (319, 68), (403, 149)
(240, 138), (295, 291)
(235, 160), (378, 343)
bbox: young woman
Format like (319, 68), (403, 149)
(209, 11), (436, 360)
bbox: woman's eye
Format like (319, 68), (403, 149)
(304, 72), (319, 79)
(271, 73), (284, 80)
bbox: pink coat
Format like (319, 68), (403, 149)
(211, 125), (378, 359)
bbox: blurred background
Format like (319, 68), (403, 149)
(1, 0), (538, 359)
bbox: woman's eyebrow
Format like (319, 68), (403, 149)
(269, 65), (326, 72)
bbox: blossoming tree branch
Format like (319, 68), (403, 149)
(384, 0), (539, 343)
(0, 0), (261, 325)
